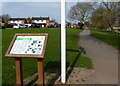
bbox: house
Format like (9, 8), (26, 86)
(49, 20), (59, 27)
(49, 21), (55, 25)
(0, 21), (2, 26)
(8, 18), (27, 24)
(31, 17), (50, 27)
(73, 24), (78, 28)
(66, 21), (71, 27)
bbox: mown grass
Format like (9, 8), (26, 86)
(90, 29), (120, 50)
(2, 28), (93, 84)
(0, 29), (2, 85)
(66, 28), (93, 69)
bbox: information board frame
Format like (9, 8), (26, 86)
(5, 33), (48, 58)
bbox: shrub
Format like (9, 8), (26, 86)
(4, 23), (14, 28)
(78, 22), (84, 29)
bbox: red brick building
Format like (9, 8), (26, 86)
(73, 24), (78, 28)
(66, 22), (71, 27)
(8, 18), (27, 24)
(31, 17), (50, 27)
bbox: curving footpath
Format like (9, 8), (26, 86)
(79, 28), (118, 84)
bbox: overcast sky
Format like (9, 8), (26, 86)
(2, 2), (77, 23)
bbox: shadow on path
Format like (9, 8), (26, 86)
(45, 61), (61, 86)
(26, 47), (86, 85)
(66, 47), (86, 82)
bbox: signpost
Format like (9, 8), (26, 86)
(5, 33), (48, 85)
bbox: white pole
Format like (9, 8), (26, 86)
(61, 0), (66, 84)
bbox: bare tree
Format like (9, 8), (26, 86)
(102, 2), (117, 11)
(68, 2), (93, 28)
(2, 14), (10, 23)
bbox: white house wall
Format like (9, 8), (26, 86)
(34, 20), (46, 23)
(11, 20), (22, 24)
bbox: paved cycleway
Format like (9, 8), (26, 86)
(79, 29), (118, 84)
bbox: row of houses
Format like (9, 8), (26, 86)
(4, 16), (79, 28)
(8, 17), (58, 28)
(66, 21), (78, 28)
(7, 17), (79, 28)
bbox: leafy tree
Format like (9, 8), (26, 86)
(91, 6), (108, 29)
(91, 2), (118, 30)
(118, 1), (120, 27)
(26, 17), (31, 24)
(102, 2), (118, 30)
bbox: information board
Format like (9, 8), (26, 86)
(5, 33), (48, 58)
(10, 36), (45, 54)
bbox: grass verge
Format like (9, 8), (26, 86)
(67, 28), (93, 69)
(90, 29), (119, 50)
(0, 29), (2, 85)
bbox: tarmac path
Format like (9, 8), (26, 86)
(79, 28), (118, 84)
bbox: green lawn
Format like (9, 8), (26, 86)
(2, 28), (93, 84)
(90, 29), (120, 50)
(66, 28), (93, 69)
(0, 29), (2, 85)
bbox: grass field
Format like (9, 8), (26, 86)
(90, 29), (120, 50)
(2, 28), (93, 84)
(0, 30), (2, 85)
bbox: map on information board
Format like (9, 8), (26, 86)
(10, 36), (45, 55)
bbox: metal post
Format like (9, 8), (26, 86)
(61, 0), (66, 84)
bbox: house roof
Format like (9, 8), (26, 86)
(9, 18), (26, 20)
(32, 17), (49, 20)
(73, 24), (78, 25)
(50, 21), (54, 22)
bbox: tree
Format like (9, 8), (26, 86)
(2, 14), (10, 23)
(117, 1), (120, 27)
(102, 2), (117, 11)
(26, 17), (31, 24)
(0, 16), (2, 22)
(90, 2), (118, 30)
(68, 2), (93, 29)
(51, 18), (58, 25)
(91, 6), (108, 29)
(102, 2), (118, 31)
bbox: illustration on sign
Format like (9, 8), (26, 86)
(10, 36), (45, 55)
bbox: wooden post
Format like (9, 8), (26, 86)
(15, 58), (23, 86)
(38, 59), (44, 85)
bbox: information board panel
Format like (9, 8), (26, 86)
(5, 33), (48, 58)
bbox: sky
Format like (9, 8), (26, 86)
(2, 2), (77, 23)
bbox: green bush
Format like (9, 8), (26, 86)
(4, 23), (14, 28)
